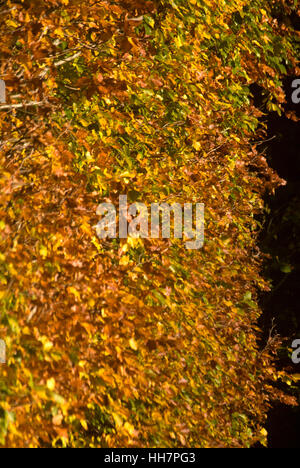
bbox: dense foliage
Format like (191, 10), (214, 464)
(0, 0), (299, 448)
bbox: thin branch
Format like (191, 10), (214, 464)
(54, 51), (82, 68)
(39, 51), (82, 78)
(206, 143), (226, 156)
(128, 16), (144, 21)
(0, 100), (48, 111)
(254, 135), (277, 146)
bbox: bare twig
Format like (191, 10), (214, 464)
(39, 51), (82, 78)
(0, 100), (48, 111)
(54, 50), (82, 68)
(254, 135), (277, 146)
(127, 16), (144, 22)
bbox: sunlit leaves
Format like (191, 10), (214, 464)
(0, 0), (298, 449)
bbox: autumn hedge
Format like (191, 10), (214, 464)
(0, 0), (299, 447)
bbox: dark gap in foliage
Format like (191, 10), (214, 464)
(252, 75), (300, 447)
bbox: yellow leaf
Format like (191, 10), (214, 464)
(54, 28), (64, 38)
(6, 20), (19, 28)
(68, 287), (81, 300)
(39, 245), (48, 258)
(46, 378), (55, 391)
(112, 413), (123, 428)
(128, 37), (136, 47)
(119, 255), (130, 266)
(129, 338), (138, 351)
(124, 422), (135, 436)
(80, 223), (91, 235)
(80, 419), (88, 430)
(192, 141), (201, 151)
(0, 291), (6, 300)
